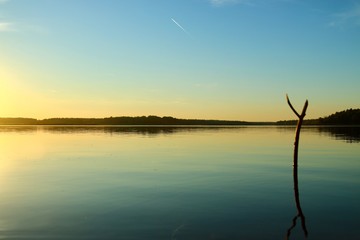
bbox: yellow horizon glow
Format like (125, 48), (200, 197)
(0, 64), (351, 122)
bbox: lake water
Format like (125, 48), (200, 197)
(0, 126), (359, 240)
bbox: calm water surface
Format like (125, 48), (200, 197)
(0, 126), (359, 239)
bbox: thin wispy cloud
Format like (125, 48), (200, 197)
(0, 22), (14, 32)
(0, 21), (45, 33)
(210, 0), (251, 7)
(330, 4), (360, 27)
(0, 0), (13, 32)
(209, 0), (300, 7)
(171, 18), (191, 36)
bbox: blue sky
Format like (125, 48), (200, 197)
(0, 0), (359, 121)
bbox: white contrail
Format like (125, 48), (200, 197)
(171, 18), (190, 35)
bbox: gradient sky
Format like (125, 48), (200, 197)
(0, 0), (359, 121)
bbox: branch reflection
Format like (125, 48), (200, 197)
(285, 155), (308, 240)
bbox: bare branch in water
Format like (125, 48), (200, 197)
(285, 94), (309, 239)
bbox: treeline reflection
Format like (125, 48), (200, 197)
(316, 126), (360, 143)
(277, 126), (360, 143)
(0, 126), (224, 135)
(0, 126), (359, 142)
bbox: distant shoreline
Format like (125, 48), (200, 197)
(0, 109), (359, 126)
(0, 115), (267, 126)
(0, 124), (359, 127)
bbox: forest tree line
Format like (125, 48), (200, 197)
(0, 108), (359, 125)
(0, 116), (255, 125)
(276, 108), (360, 125)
